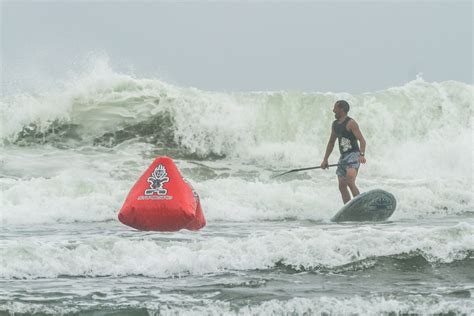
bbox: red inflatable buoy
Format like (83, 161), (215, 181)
(118, 156), (206, 231)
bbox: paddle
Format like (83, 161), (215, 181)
(272, 161), (359, 178)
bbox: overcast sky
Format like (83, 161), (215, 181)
(1, 1), (473, 93)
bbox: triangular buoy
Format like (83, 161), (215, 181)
(118, 156), (206, 231)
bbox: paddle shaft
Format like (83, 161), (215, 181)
(273, 161), (359, 178)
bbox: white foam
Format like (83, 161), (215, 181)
(2, 293), (473, 316)
(1, 147), (471, 227)
(157, 295), (474, 316)
(2, 223), (472, 279)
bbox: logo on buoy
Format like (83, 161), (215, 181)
(138, 164), (173, 200)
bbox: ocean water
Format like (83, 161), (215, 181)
(1, 60), (473, 315)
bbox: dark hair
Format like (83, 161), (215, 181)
(335, 100), (350, 113)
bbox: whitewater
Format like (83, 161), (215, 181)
(1, 60), (473, 315)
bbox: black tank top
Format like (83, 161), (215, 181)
(332, 116), (360, 154)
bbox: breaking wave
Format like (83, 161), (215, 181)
(2, 58), (472, 166)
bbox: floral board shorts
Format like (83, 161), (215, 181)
(336, 151), (360, 177)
